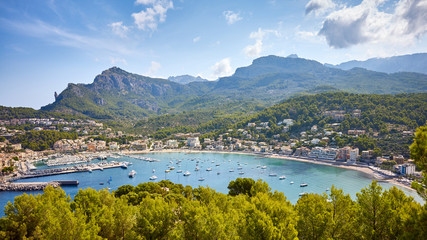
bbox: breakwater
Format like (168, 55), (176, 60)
(0, 180), (78, 191)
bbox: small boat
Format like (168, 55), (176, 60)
(99, 182), (104, 185)
(261, 166), (267, 169)
(216, 164), (220, 166)
(326, 188), (330, 191)
(239, 172), (245, 175)
(198, 177), (205, 181)
(300, 183), (308, 187)
(279, 176), (286, 180)
(169, 166), (175, 170)
(256, 165), (261, 168)
(206, 167), (212, 171)
(237, 167), (243, 170)
(177, 170), (183, 173)
(217, 172), (221, 175)
(109, 176), (112, 181)
(183, 171), (191, 176)
(290, 181), (294, 184)
(149, 175), (157, 180)
(129, 170), (136, 178)
(165, 169), (171, 173)
(88, 169), (92, 173)
(100, 167), (104, 171)
(229, 169), (234, 172)
(121, 163), (128, 169)
(269, 173), (277, 177)
(195, 167), (200, 171)
(152, 169), (155, 173)
(299, 192), (307, 196)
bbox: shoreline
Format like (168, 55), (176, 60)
(127, 149), (416, 192)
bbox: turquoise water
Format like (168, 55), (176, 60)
(0, 152), (423, 216)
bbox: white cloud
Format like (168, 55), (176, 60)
(223, 10), (242, 25)
(244, 28), (280, 58)
(1, 18), (132, 55)
(212, 58), (232, 78)
(148, 61), (161, 75)
(193, 36), (201, 43)
(305, 0), (336, 16)
(132, 0), (173, 31)
(318, 0), (427, 48)
(110, 57), (128, 65)
(109, 21), (129, 38)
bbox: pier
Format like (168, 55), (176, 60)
(0, 180), (79, 191)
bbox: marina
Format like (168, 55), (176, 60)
(0, 151), (423, 216)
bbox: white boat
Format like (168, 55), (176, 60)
(290, 181), (294, 184)
(195, 167), (200, 171)
(165, 169), (170, 173)
(183, 171), (191, 176)
(169, 166), (175, 170)
(239, 172), (245, 175)
(152, 169), (155, 173)
(269, 173), (277, 177)
(326, 188), (330, 191)
(279, 176), (286, 180)
(128, 170), (136, 178)
(261, 166), (267, 169)
(229, 169), (234, 172)
(177, 170), (183, 173)
(206, 167), (212, 171)
(88, 169), (92, 173)
(149, 175), (157, 180)
(120, 163), (128, 169)
(299, 192), (307, 196)
(198, 177), (205, 181)
(300, 183), (308, 187)
(237, 167), (243, 170)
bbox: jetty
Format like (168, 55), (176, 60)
(121, 154), (160, 162)
(0, 180), (79, 191)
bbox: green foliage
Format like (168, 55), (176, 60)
(410, 124), (427, 200)
(1, 179), (425, 239)
(0, 105), (89, 121)
(10, 130), (77, 151)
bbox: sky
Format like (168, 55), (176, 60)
(1, 0), (427, 109)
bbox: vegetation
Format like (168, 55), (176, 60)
(10, 130), (78, 151)
(0, 106), (88, 121)
(410, 124), (427, 200)
(0, 179), (424, 239)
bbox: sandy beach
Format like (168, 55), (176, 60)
(123, 149), (416, 192)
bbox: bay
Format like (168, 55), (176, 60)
(0, 152), (423, 217)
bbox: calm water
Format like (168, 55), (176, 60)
(0, 152), (423, 216)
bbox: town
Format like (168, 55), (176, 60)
(0, 114), (419, 188)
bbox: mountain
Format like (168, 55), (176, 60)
(42, 56), (427, 121)
(168, 75), (208, 84)
(42, 67), (202, 120)
(334, 53), (427, 74)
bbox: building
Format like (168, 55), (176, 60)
(399, 163), (416, 175)
(166, 140), (178, 149)
(187, 137), (201, 148)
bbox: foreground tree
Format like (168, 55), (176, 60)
(410, 124), (427, 200)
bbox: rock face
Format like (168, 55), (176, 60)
(168, 75), (208, 84)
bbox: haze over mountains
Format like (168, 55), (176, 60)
(332, 53), (427, 75)
(41, 54), (427, 120)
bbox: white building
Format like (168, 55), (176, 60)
(187, 137), (201, 148)
(399, 163), (416, 175)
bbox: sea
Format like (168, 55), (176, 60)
(0, 152), (423, 216)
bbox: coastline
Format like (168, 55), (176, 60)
(125, 149), (416, 192)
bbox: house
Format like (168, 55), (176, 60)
(166, 140), (178, 149)
(109, 141), (119, 151)
(130, 140), (147, 150)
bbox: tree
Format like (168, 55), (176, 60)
(327, 186), (357, 239)
(410, 124), (427, 200)
(295, 193), (331, 240)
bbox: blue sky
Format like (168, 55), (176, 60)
(1, 0), (427, 109)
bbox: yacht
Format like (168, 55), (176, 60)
(290, 181), (294, 184)
(169, 166), (175, 170)
(300, 183), (308, 187)
(177, 170), (183, 173)
(198, 177), (205, 181)
(183, 171), (191, 176)
(261, 166), (267, 169)
(279, 176), (286, 180)
(120, 163), (128, 169)
(229, 169), (234, 172)
(269, 173), (277, 177)
(129, 170), (136, 178)
(299, 192), (307, 196)
(149, 175), (157, 180)
(206, 167), (212, 171)
(239, 172), (245, 175)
